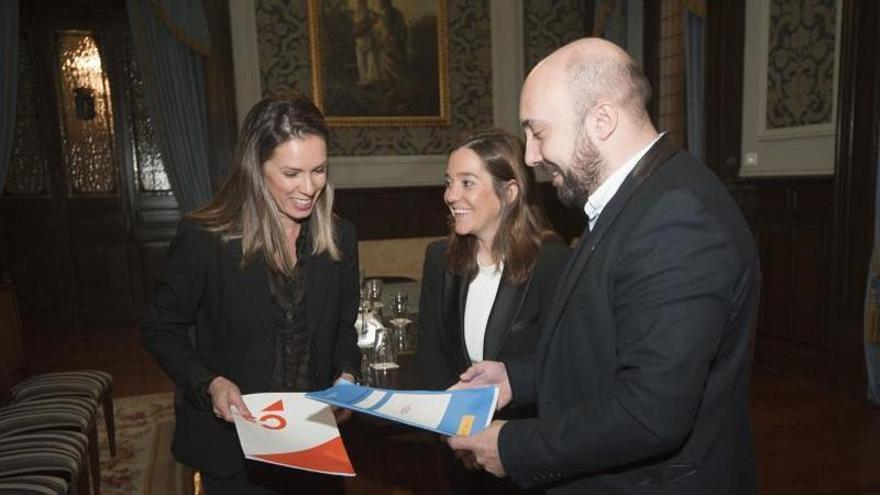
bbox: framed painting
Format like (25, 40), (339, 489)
(307, 0), (450, 127)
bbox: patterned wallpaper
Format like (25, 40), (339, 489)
(256, 0), (492, 156)
(523, 0), (587, 72)
(766, 0), (837, 129)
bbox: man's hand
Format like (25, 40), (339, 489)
(447, 420), (507, 477)
(207, 376), (252, 422)
(449, 361), (512, 410)
(455, 449), (480, 471)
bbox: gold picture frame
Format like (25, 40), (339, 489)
(307, 0), (450, 127)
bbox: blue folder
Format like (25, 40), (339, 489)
(306, 382), (498, 437)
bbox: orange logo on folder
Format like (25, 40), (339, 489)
(233, 393), (356, 476)
(259, 400), (288, 430)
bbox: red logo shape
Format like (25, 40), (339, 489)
(259, 400), (287, 430)
(263, 400), (284, 412)
(259, 413), (287, 430)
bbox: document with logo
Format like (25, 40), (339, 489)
(306, 382), (498, 437)
(232, 393), (355, 476)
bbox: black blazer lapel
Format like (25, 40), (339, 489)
(590, 134), (679, 247)
(440, 269), (470, 371)
(482, 277), (528, 361)
(538, 135), (679, 358)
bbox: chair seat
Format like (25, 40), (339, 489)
(0, 431), (89, 460)
(14, 370), (112, 389)
(0, 398), (97, 436)
(11, 371), (111, 402)
(0, 450), (86, 495)
(0, 400), (101, 494)
(6, 396), (99, 417)
(10, 370), (117, 459)
(0, 475), (68, 495)
(0, 445), (84, 481)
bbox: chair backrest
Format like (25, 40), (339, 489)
(0, 278), (27, 396)
(358, 236), (444, 282)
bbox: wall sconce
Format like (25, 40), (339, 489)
(74, 87), (96, 120)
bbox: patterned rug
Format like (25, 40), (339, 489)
(97, 392), (194, 495)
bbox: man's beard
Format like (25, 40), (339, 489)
(546, 132), (604, 207)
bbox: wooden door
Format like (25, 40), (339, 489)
(1, 1), (145, 323)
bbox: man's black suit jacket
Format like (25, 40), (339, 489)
(141, 218), (361, 476)
(416, 238), (570, 395)
(499, 136), (760, 494)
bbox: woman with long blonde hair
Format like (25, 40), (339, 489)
(142, 95), (359, 494)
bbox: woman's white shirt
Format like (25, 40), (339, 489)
(464, 261), (503, 363)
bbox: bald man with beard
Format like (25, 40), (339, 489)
(448, 38), (759, 495)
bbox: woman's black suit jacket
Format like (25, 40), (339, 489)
(141, 218), (361, 476)
(416, 238), (570, 398)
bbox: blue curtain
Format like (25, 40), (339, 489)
(125, 0), (213, 213)
(0, 0), (19, 191)
(684, 6), (705, 160)
(865, 137), (880, 406)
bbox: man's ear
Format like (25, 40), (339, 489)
(590, 102), (618, 142)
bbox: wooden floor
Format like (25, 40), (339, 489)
(22, 322), (880, 494)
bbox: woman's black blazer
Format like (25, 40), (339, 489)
(141, 218), (361, 476)
(416, 238), (570, 393)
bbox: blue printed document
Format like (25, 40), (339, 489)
(306, 382), (498, 437)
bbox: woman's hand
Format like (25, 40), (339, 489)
(332, 372), (356, 424)
(449, 361), (512, 410)
(207, 376), (253, 422)
(336, 372), (356, 384)
(332, 406), (353, 424)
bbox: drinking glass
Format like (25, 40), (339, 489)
(365, 278), (384, 313)
(359, 348), (373, 386)
(389, 292), (411, 352)
(370, 327), (399, 387)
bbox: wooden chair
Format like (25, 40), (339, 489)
(0, 475), (69, 495)
(0, 431), (90, 495)
(0, 278), (116, 457)
(0, 398), (100, 494)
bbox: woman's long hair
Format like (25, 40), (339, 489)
(446, 129), (556, 284)
(187, 94), (340, 275)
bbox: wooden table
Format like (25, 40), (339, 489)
(341, 352), (453, 494)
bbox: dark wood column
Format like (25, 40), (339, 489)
(202, 0), (238, 190)
(704, 0), (744, 181)
(828, 0), (880, 395)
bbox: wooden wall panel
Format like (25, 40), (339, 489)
(791, 221), (826, 346)
(334, 186), (449, 240)
(334, 183), (587, 243)
(4, 241), (67, 316)
(729, 178), (834, 380)
(705, 0), (877, 397)
(72, 237), (138, 318)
